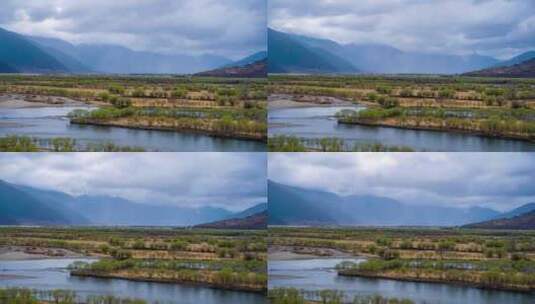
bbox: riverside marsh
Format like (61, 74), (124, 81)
(268, 227), (535, 304)
(268, 75), (535, 152)
(0, 75), (267, 152)
(0, 226), (267, 303)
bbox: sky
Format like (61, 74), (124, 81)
(0, 153), (267, 211)
(269, 153), (535, 212)
(268, 0), (535, 59)
(0, 0), (266, 59)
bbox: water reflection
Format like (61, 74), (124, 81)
(0, 259), (266, 304)
(268, 106), (535, 151)
(0, 106), (265, 152)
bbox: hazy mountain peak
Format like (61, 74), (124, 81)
(269, 181), (507, 227)
(0, 27), (235, 74)
(268, 28), (499, 74)
(0, 180), (258, 227)
(0, 27), (69, 73)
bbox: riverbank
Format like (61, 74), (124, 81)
(269, 246), (357, 260)
(0, 94), (92, 109)
(0, 288), (150, 304)
(268, 288), (415, 304)
(0, 246), (87, 260)
(71, 269), (266, 294)
(338, 116), (535, 143)
(338, 268), (535, 293)
(268, 94), (362, 109)
(71, 117), (267, 142)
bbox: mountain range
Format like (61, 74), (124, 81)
(268, 180), (534, 227)
(195, 211), (267, 230)
(464, 210), (535, 230)
(195, 58), (267, 78)
(0, 27), (68, 73)
(268, 29), (358, 74)
(268, 28), (535, 75)
(0, 179), (266, 227)
(0, 27), (265, 75)
(464, 58), (535, 78)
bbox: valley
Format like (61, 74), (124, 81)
(269, 227), (535, 304)
(0, 75), (267, 151)
(0, 26), (261, 75)
(268, 180), (535, 227)
(0, 179), (267, 227)
(267, 28), (535, 76)
(268, 75), (535, 151)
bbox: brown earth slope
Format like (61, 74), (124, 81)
(464, 58), (535, 78)
(195, 59), (267, 78)
(195, 211), (267, 230)
(464, 211), (535, 230)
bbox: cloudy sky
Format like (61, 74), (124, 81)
(0, 153), (266, 211)
(0, 0), (266, 59)
(269, 153), (535, 212)
(269, 0), (535, 59)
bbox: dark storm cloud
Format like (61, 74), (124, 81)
(0, 0), (266, 59)
(0, 153), (267, 211)
(269, 153), (535, 212)
(269, 0), (535, 59)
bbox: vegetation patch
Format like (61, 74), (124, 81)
(270, 75), (535, 143)
(268, 288), (415, 304)
(270, 227), (535, 292)
(0, 227), (267, 293)
(0, 75), (267, 143)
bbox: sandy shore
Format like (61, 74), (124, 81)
(269, 246), (353, 260)
(268, 94), (357, 109)
(0, 246), (85, 260)
(268, 98), (322, 109)
(0, 94), (88, 109)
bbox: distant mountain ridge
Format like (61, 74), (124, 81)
(195, 211), (267, 230)
(492, 51), (535, 68)
(227, 203), (267, 219)
(464, 210), (535, 230)
(0, 180), (260, 227)
(0, 28), (68, 73)
(0, 26), (241, 74)
(222, 51), (267, 68)
(268, 28), (519, 75)
(0, 180), (78, 225)
(464, 58), (535, 78)
(268, 180), (521, 227)
(195, 58), (267, 77)
(268, 28), (358, 74)
(495, 203), (535, 220)
(27, 35), (232, 74)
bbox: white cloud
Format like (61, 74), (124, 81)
(0, 0), (266, 59)
(269, 153), (535, 211)
(269, 0), (535, 59)
(0, 153), (267, 211)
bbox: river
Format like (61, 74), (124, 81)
(0, 258), (266, 304)
(0, 106), (265, 152)
(268, 105), (535, 151)
(269, 257), (534, 304)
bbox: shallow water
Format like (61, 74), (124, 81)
(0, 258), (266, 304)
(268, 105), (535, 151)
(268, 257), (535, 304)
(0, 106), (266, 151)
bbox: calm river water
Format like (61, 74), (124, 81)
(0, 106), (265, 151)
(268, 105), (535, 151)
(0, 258), (266, 304)
(269, 257), (534, 304)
